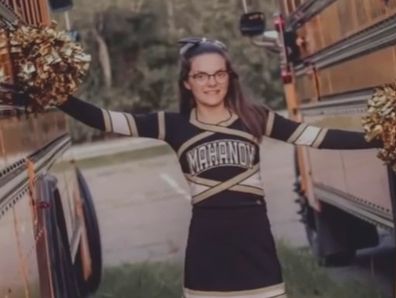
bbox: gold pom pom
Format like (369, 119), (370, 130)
(362, 82), (396, 168)
(1, 20), (90, 110)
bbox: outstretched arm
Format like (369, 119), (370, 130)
(59, 95), (166, 140)
(264, 110), (382, 149)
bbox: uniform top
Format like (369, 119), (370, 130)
(60, 96), (380, 207)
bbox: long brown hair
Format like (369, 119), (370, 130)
(178, 42), (268, 142)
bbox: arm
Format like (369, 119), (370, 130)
(264, 110), (382, 149)
(59, 95), (166, 141)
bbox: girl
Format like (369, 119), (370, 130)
(58, 37), (380, 298)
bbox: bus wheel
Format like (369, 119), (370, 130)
(38, 175), (81, 297)
(52, 193), (81, 297)
(74, 167), (102, 296)
(303, 202), (356, 266)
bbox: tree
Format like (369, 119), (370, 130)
(68, 0), (283, 142)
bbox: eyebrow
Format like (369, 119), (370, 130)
(190, 68), (227, 74)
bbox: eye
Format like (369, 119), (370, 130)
(216, 71), (227, 78)
(193, 73), (207, 80)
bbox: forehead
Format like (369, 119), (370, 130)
(189, 53), (226, 72)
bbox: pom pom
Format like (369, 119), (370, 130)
(0, 20), (90, 110)
(362, 83), (396, 169)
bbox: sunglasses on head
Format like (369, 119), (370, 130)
(178, 37), (228, 56)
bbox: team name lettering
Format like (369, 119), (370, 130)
(186, 140), (256, 175)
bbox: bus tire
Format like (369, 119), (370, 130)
(304, 212), (355, 267)
(74, 167), (102, 296)
(39, 175), (81, 298)
(304, 201), (379, 266)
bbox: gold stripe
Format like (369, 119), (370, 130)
(187, 172), (264, 197)
(184, 292), (287, 298)
(190, 108), (238, 128)
(188, 180), (263, 198)
(218, 113), (238, 126)
(157, 111), (166, 140)
(101, 109), (112, 132)
(122, 113), (133, 136)
(186, 174), (217, 186)
(184, 282), (286, 297)
(312, 128), (328, 148)
(177, 131), (214, 157)
(232, 184), (264, 196)
(192, 165), (259, 204)
(265, 111), (276, 136)
(189, 108), (256, 142)
(209, 126), (257, 143)
(190, 119), (256, 142)
(124, 113), (139, 136)
(286, 123), (308, 144)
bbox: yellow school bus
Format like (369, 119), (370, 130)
(241, 0), (395, 267)
(0, 0), (102, 297)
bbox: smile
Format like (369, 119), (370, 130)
(204, 90), (220, 95)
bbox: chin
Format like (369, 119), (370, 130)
(202, 101), (224, 108)
(200, 97), (225, 107)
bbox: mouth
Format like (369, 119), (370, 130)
(204, 90), (220, 95)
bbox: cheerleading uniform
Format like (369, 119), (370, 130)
(59, 96), (379, 298)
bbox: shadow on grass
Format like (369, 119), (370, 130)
(92, 241), (387, 298)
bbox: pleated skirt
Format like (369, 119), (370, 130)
(183, 204), (287, 298)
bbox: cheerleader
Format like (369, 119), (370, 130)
(57, 37), (380, 298)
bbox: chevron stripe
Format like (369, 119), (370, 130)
(184, 282), (286, 298)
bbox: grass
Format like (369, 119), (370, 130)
(92, 262), (183, 298)
(92, 242), (387, 298)
(276, 241), (386, 298)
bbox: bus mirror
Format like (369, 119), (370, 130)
(48, 0), (73, 12)
(240, 12), (266, 37)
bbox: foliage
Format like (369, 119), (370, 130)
(59, 0), (283, 142)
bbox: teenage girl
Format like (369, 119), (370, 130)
(57, 37), (380, 298)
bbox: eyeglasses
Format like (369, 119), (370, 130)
(178, 37), (228, 56)
(189, 70), (230, 85)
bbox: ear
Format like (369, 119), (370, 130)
(184, 80), (192, 90)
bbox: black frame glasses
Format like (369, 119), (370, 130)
(178, 37), (228, 56)
(188, 70), (230, 85)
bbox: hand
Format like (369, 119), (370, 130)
(0, 83), (30, 107)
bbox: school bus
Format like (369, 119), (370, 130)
(0, 0), (102, 297)
(240, 0), (396, 267)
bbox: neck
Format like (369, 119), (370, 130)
(195, 104), (230, 124)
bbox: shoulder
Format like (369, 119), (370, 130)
(163, 111), (188, 122)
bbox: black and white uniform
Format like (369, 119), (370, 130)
(60, 96), (379, 298)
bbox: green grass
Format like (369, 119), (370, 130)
(277, 241), (386, 298)
(92, 242), (387, 298)
(92, 262), (183, 298)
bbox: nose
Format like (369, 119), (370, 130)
(207, 75), (217, 86)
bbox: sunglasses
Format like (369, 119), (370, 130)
(178, 37), (228, 56)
